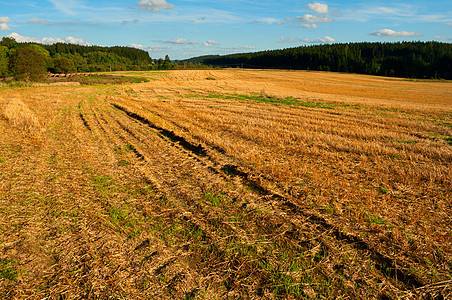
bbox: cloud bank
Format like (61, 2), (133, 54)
(7, 32), (90, 45)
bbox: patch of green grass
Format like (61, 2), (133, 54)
(184, 93), (336, 108)
(93, 174), (112, 188)
(0, 259), (18, 281)
(424, 133), (452, 145)
(109, 206), (127, 224)
(387, 138), (417, 144)
(108, 206), (141, 237)
(340, 103), (360, 109)
(118, 160), (130, 166)
(397, 139), (417, 144)
(124, 144), (136, 151)
(417, 117), (452, 128)
(70, 74), (150, 85)
(92, 174), (113, 197)
(388, 154), (399, 160)
(379, 187), (388, 194)
(369, 216), (386, 225)
(203, 192), (224, 207)
(323, 206), (334, 214)
(271, 269), (305, 298)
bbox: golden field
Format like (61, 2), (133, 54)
(0, 69), (451, 299)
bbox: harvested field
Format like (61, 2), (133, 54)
(0, 69), (451, 299)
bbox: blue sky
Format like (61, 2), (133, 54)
(1, 0), (451, 60)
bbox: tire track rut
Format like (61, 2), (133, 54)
(111, 102), (425, 292)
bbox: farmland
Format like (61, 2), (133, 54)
(0, 69), (451, 299)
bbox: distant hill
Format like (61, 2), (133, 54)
(183, 41), (452, 79)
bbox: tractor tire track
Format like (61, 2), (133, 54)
(110, 102), (425, 292)
(93, 103), (286, 296)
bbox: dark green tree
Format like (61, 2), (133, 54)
(53, 57), (76, 73)
(161, 55), (173, 69)
(9, 47), (46, 81)
(0, 46), (9, 77)
(0, 37), (18, 49)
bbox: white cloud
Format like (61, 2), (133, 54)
(370, 29), (422, 37)
(0, 17), (11, 23)
(27, 18), (94, 27)
(122, 19), (140, 25)
(340, 4), (449, 23)
(157, 38), (219, 47)
(137, 0), (175, 12)
(280, 36), (311, 43)
(0, 16), (11, 31)
(65, 36), (89, 45)
(0, 23), (10, 31)
(306, 3), (329, 14)
(297, 14), (333, 23)
(315, 36), (336, 43)
(290, 24), (318, 29)
(27, 18), (48, 24)
(191, 17), (207, 23)
(130, 43), (147, 49)
(204, 40), (219, 47)
(342, 6), (411, 21)
(160, 38), (200, 45)
(130, 43), (171, 51)
(280, 36), (335, 44)
(6, 32), (90, 45)
(433, 35), (452, 41)
(250, 18), (285, 25)
(232, 46), (255, 51)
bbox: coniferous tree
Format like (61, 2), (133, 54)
(187, 41), (452, 79)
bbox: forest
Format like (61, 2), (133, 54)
(184, 41), (452, 79)
(0, 37), (200, 79)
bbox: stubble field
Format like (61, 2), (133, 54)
(0, 69), (451, 299)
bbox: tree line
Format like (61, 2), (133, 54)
(184, 41), (452, 79)
(0, 37), (206, 80)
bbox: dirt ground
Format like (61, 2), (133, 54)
(0, 69), (451, 299)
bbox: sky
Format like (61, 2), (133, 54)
(0, 0), (451, 60)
